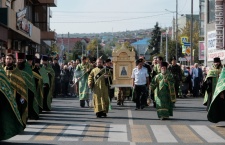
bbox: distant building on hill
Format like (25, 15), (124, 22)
(131, 38), (151, 60)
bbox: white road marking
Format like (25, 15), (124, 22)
(58, 124), (86, 141)
(128, 110), (133, 125)
(191, 125), (225, 143)
(108, 124), (128, 142)
(151, 125), (178, 143)
(9, 125), (46, 141)
(128, 109), (135, 145)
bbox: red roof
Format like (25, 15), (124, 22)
(56, 38), (90, 44)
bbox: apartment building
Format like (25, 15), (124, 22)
(204, 0), (225, 65)
(0, 0), (57, 56)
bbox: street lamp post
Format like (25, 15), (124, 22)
(165, 5), (178, 59)
(190, 0), (193, 65)
(97, 45), (99, 58)
(176, 0), (178, 60)
(166, 29), (168, 62)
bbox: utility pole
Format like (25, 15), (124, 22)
(97, 45), (99, 58)
(166, 29), (168, 62)
(160, 32), (163, 53)
(190, 0), (193, 65)
(176, 0), (178, 59)
(68, 32), (70, 54)
(82, 44), (83, 57)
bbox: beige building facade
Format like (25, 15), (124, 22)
(0, 0), (57, 56)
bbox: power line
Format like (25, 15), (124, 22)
(179, 0), (188, 13)
(51, 12), (171, 23)
(52, 11), (168, 14)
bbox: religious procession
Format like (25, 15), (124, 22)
(0, 47), (225, 141)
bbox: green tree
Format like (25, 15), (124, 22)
(149, 22), (161, 55)
(86, 38), (102, 58)
(114, 41), (135, 51)
(160, 39), (182, 62)
(72, 41), (83, 60)
(50, 43), (59, 53)
(178, 21), (203, 63)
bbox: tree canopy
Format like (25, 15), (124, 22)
(148, 22), (161, 55)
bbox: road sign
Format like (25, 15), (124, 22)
(182, 42), (191, 55)
(185, 56), (191, 61)
(186, 47), (191, 55)
(183, 42), (191, 46)
(181, 37), (188, 44)
(178, 57), (187, 61)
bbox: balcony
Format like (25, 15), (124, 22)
(49, 9), (52, 18)
(38, 0), (57, 7)
(41, 31), (57, 41)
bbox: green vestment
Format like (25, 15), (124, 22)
(21, 62), (39, 119)
(88, 67), (111, 113)
(207, 67), (225, 123)
(151, 71), (176, 119)
(4, 66), (28, 126)
(0, 66), (24, 140)
(76, 63), (92, 100)
(39, 66), (51, 111)
(203, 66), (221, 107)
(32, 69), (43, 110)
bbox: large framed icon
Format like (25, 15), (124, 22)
(119, 65), (128, 77)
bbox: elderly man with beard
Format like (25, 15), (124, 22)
(203, 57), (223, 111)
(88, 58), (112, 118)
(0, 64), (24, 140)
(4, 53), (28, 126)
(151, 62), (176, 120)
(191, 63), (203, 98)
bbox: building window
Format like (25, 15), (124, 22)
(208, 0), (215, 23)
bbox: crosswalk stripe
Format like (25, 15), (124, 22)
(7, 124), (225, 143)
(82, 124), (106, 141)
(8, 125), (46, 141)
(34, 125), (64, 141)
(171, 125), (203, 143)
(130, 125), (152, 143)
(211, 125), (225, 138)
(58, 124), (86, 141)
(191, 125), (225, 143)
(151, 125), (177, 143)
(108, 124), (128, 142)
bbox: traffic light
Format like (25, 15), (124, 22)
(63, 54), (66, 60)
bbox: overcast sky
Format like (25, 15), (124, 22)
(50, 0), (199, 34)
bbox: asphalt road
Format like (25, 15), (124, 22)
(1, 96), (225, 145)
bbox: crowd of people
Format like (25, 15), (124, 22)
(0, 51), (225, 141)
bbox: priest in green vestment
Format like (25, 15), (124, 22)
(88, 58), (111, 118)
(151, 62), (176, 120)
(203, 57), (222, 111)
(18, 54), (39, 119)
(40, 55), (52, 111)
(4, 53), (28, 126)
(207, 67), (225, 123)
(0, 65), (24, 140)
(76, 56), (92, 107)
(32, 58), (44, 111)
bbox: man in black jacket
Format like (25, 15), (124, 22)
(52, 57), (61, 98)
